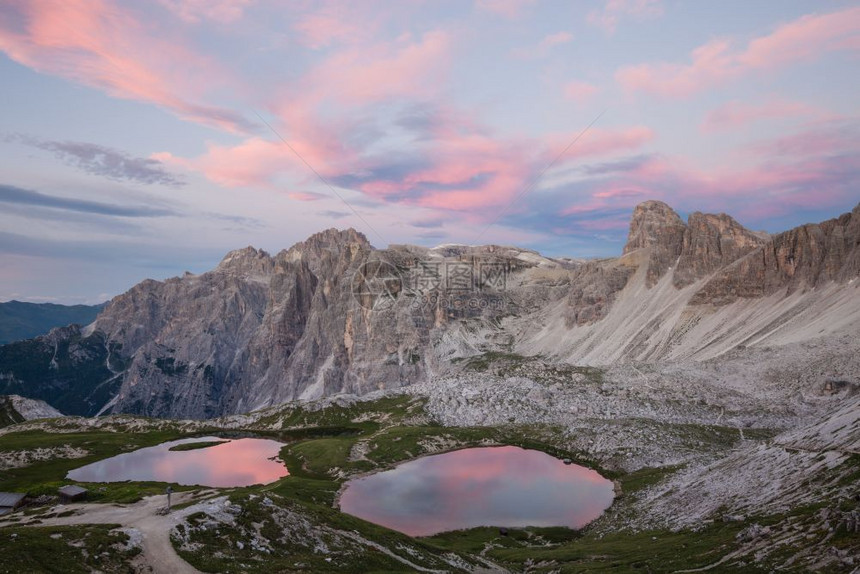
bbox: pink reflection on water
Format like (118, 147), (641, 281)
(67, 437), (288, 487)
(339, 446), (614, 537)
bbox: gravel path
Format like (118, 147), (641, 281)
(1, 492), (203, 574)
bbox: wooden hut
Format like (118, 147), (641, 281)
(0, 492), (26, 516)
(58, 485), (88, 503)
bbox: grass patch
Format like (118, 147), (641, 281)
(487, 522), (758, 572)
(461, 351), (529, 372)
(255, 395), (423, 431)
(168, 440), (229, 452)
(288, 437), (356, 477)
(0, 524), (139, 573)
(0, 428), (182, 502)
(618, 464), (682, 494)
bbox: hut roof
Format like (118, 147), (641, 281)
(0, 492), (26, 508)
(58, 485), (88, 497)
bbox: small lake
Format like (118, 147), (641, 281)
(67, 436), (288, 487)
(339, 446), (614, 536)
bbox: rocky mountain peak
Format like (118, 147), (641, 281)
(619, 201), (769, 287)
(623, 200), (686, 254)
(215, 246), (274, 278)
(623, 200), (687, 285)
(218, 245), (269, 268)
(282, 228), (371, 272)
(298, 228), (369, 249)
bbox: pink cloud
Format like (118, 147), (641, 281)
(292, 3), (375, 49)
(542, 31), (573, 48)
(701, 98), (819, 132)
(588, 0), (663, 34)
(593, 187), (648, 199)
(511, 31), (573, 59)
(546, 126), (654, 159)
(0, 0), (252, 132)
(378, 130), (534, 211)
(303, 30), (451, 105)
(574, 122), (860, 222)
(158, 139), (283, 188)
(562, 186), (650, 218)
(563, 81), (600, 103)
(161, 122), (355, 188)
(152, 28), (453, 193)
(288, 192), (327, 202)
(475, 0), (537, 19)
(574, 217), (631, 231)
(746, 120), (860, 159)
(157, 0), (254, 24)
(617, 6), (860, 97)
(347, 123), (653, 212)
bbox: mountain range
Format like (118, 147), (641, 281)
(1, 200), (858, 418)
(0, 300), (104, 345)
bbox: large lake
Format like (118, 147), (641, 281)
(67, 436), (288, 487)
(339, 445), (614, 536)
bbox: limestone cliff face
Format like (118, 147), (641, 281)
(622, 201), (766, 288)
(2, 201), (858, 418)
(674, 212), (767, 287)
(691, 203), (860, 305)
(623, 200), (687, 286)
(83, 231), (551, 418)
(564, 262), (635, 326)
(569, 201), (767, 325)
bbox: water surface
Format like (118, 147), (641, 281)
(339, 445), (614, 536)
(67, 436), (287, 487)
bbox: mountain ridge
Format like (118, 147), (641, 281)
(1, 200), (858, 418)
(0, 300), (104, 345)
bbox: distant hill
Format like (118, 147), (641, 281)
(0, 394), (63, 427)
(0, 300), (104, 345)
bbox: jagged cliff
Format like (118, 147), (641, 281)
(1, 201), (858, 418)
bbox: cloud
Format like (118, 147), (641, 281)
(701, 98), (822, 133)
(475, 0), (536, 19)
(494, 119), (860, 247)
(563, 81), (600, 103)
(157, 0), (254, 24)
(0, 0), (255, 133)
(416, 230), (448, 241)
(292, 4), (372, 49)
(578, 154), (655, 176)
(318, 210), (351, 219)
(288, 191), (328, 202)
(616, 6), (860, 97)
(177, 86), (654, 218)
(511, 31), (573, 59)
(746, 119), (860, 159)
(0, 229), (224, 266)
(11, 135), (185, 186)
(545, 126), (654, 159)
(0, 183), (175, 217)
(205, 212), (264, 229)
(410, 217), (446, 229)
(588, 0), (663, 34)
(333, 124), (653, 213)
(303, 30), (451, 105)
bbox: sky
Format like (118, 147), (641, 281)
(1, 0), (859, 304)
